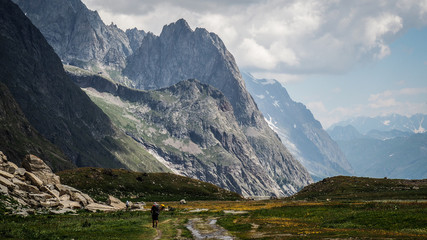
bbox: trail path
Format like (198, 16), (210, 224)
(153, 219), (172, 240)
(186, 217), (234, 240)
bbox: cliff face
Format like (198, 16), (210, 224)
(12, 0), (133, 69)
(0, 0), (125, 168)
(243, 73), (354, 181)
(70, 72), (284, 196)
(123, 19), (312, 194)
(0, 82), (73, 171)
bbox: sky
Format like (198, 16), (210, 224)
(83, 0), (427, 128)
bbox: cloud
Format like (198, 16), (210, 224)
(82, 0), (427, 75)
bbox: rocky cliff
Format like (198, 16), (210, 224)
(123, 19), (312, 194)
(0, 82), (73, 171)
(12, 0), (139, 84)
(69, 71), (285, 196)
(243, 73), (354, 181)
(0, 0), (149, 169)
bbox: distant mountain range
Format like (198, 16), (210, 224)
(328, 115), (427, 179)
(329, 114), (427, 134)
(242, 73), (353, 181)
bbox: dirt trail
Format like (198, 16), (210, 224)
(186, 217), (234, 240)
(153, 219), (172, 240)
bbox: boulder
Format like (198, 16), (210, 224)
(0, 169), (14, 179)
(0, 175), (14, 189)
(107, 195), (126, 210)
(24, 172), (43, 188)
(15, 168), (26, 176)
(180, 199), (187, 204)
(60, 200), (82, 209)
(22, 155), (60, 185)
(0, 184), (8, 194)
(3, 161), (18, 175)
(29, 193), (53, 202)
(85, 203), (117, 212)
(12, 178), (40, 193)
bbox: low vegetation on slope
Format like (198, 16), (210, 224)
(57, 167), (242, 202)
(292, 176), (427, 200)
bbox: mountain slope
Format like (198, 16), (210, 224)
(0, 0), (164, 172)
(123, 19), (312, 194)
(0, 82), (74, 171)
(243, 73), (353, 181)
(67, 69), (288, 196)
(336, 133), (427, 179)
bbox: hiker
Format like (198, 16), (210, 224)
(151, 202), (160, 228)
(125, 200), (130, 211)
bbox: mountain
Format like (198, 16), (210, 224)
(336, 133), (427, 179)
(12, 0), (141, 85)
(243, 73), (353, 181)
(125, 28), (147, 53)
(123, 19), (312, 194)
(12, 0), (312, 194)
(327, 125), (364, 141)
(329, 114), (427, 134)
(0, 0), (165, 172)
(0, 82), (74, 171)
(67, 67), (297, 196)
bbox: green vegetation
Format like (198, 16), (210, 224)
(58, 167), (242, 202)
(2, 176), (427, 239)
(293, 176), (427, 200)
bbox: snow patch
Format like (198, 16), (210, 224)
(273, 100), (280, 108)
(255, 94), (265, 99)
(383, 120), (391, 126)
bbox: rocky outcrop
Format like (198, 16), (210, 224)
(243, 73), (354, 181)
(0, 151), (134, 216)
(126, 28), (147, 53)
(123, 19), (312, 195)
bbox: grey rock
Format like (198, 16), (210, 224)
(22, 154), (60, 185)
(0, 169), (14, 179)
(24, 172), (44, 188)
(107, 195), (126, 209)
(126, 28), (146, 52)
(0, 184), (8, 194)
(13, 0), (133, 68)
(0, 175), (14, 189)
(85, 203), (117, 212)
(60, 200), (82, 209)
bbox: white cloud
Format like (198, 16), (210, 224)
(82, 0), (427, 75)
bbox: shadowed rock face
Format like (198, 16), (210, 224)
(124, 19), (313, 194)
(0, 0), (124, 168)
(12, 0), (133, 68)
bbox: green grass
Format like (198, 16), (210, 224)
(293, 176), (427, 200)
(57, 167), (242, 202)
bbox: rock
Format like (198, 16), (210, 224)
(22, 155), (60, 185)
(40, 199), (61, 208)
(24, 172), (43, 188)
(12, 178), (40, 193)
(40, 186), (59, 198)
(0, 184), (8, 194)
(85, 203), (117, 212)
(60, 200), (82, 209)
(0, 151), (7, 162)
(59, 194), (70, 202)
(107, 195), (126, 210)
(0, 175), (14, 189)
(0, 170), (14, 179)
(3, 161), (19, 175)
(29, 193), (53, 202)
(15, 168), (26, 176)
(180, 199), (187, 204)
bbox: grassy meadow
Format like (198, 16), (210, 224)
(1, 199), (426, 239)
(2, 175), (426, 239)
